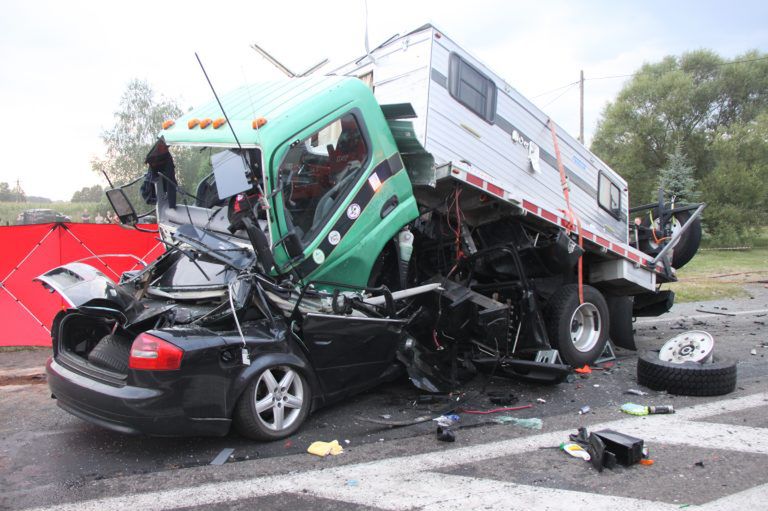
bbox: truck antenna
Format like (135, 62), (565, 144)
(195, 52), (243, 151)
(194, 53), (265, 196)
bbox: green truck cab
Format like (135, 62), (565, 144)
(160, 76), (418, 288)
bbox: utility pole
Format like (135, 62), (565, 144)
(578, 70), (584, 144)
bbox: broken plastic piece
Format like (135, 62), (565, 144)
(307, 440), (344, 457)
(625, 388), (649, 396)
(621, 403), (649, 416)
(561, 442), (591, 461)
(640, 459), (654, 465)
(210, 447), (234, 466)
(592, 430), (644, 466)
(493, 416), (543, 430)
(574, 365), (592, 374)
(436, 426), (456, 442)
(536, 398), (547, 404)
(578, 405), (591, 415)
(433, 414), (460, 428)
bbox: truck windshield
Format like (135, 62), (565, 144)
(278, 113), (368, 244)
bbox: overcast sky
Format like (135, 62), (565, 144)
(1, 0), (766, 201)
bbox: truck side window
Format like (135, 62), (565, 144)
(598, 172), (621, 219)
(448, 53), (496, 123)
(279, 114), (368, 244)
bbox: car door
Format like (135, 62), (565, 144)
(299, 312), (406, 397)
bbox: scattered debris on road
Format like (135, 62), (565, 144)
(210, 448), (235, 466)
(307, 440), (344, 457)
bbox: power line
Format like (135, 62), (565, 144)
(531, 80), (579, 99)
(541, 82), (578, 108)
(532, 55), (768, 96)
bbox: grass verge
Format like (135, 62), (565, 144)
(665, 246), (768, 303)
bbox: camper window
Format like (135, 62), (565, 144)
(448, 53), (496, 123)
(598, 172), (621, 218)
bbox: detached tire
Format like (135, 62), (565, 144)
(88, 334), (131, 373)
(234, 365), (312, 441)
(637, 352), (737, 396)
(639, 209), (701, 269)
(546, 284), (609, 367)
(669, 210), (701, 269)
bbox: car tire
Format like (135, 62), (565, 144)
(88, 334), (131, 373)
(234, 365), (312, 441)
(637, 351), (737, 396)
(546, 284), (609, 367)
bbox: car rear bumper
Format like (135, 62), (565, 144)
(46, 357), (231, 437)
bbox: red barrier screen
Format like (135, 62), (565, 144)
(0, 223), (164, 346)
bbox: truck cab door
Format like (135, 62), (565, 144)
(269, 109), (417, 287)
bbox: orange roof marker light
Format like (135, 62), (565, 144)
(188, 118), (200, 129)
(252, 117), (268, 129)
(199, 118), (212, 129)
(162, 120), (175, 129)
(213, 117), (227, 129)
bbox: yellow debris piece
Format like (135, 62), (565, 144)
(307, 440), (344, 457)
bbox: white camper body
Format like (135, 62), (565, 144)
(331, 24), (661, 293)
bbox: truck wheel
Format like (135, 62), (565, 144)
(607, 295), (635, 350)
(637, 351), (737, 396)
(88, 334), (131, 373)
(234, 365), (312, 441)
(640, 210), (701, 269)
(668, 210), (701, 269)
(546, 285), (609, 367)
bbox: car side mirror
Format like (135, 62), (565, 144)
(106, 188), (138, 225)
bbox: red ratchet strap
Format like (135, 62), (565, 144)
(548, 120), (584, 304)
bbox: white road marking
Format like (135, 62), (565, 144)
(24, 392), (768, 511)
(637, 307), (768, 324)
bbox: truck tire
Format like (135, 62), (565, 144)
(640, 209), (701, 269)
(607, 295), (635, 350)
(637, 351), (737, 396)
(669, 210), (701, 269)
(546, 284), (609, 367)
(88, 334), (131, 373)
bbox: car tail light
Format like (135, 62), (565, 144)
(129, 333), (183, 371)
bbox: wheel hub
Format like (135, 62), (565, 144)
(569, 302), (601, 353)
(659, 330), (714, 364)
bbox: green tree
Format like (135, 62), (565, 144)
(657, 145), (700, 203)
(702, 113), (768, 245)
(91, 80), (207, 203)
(591, 50), (768, 204)
(71, 184), (104, 202)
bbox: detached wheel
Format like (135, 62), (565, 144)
(639, 209), (701, 269)
(234, 365), (311, 441)
(546, 284), (609, 367)
(637, 352), (737, 396)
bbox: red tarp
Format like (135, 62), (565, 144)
(0, 223), (164, 346)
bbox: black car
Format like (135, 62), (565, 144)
(39, 225), (408, 440)
(17, 208), (71, 225)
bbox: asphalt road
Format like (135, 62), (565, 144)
(2, 285), (768, 510)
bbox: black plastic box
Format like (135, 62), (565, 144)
(592, 429), (644, 466)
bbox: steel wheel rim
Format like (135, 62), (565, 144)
(253, 366), (304, 432)
(570, 302), (601, 352)
(659, 330), (714, 364)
